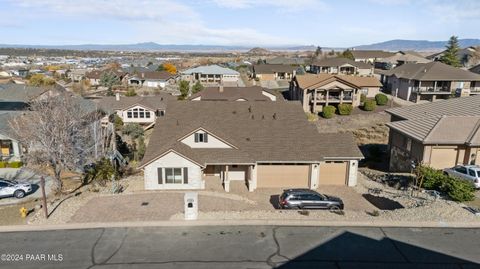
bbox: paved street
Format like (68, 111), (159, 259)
(0, 226), (478, 268)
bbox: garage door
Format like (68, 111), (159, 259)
(319, 162), (348, 185)
(430, 147), (458, 169)
(257, 165), (310, 188)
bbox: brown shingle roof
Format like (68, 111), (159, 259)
(140, 101), (363, 167)
(129, 71), (176, 80)
(188, 86), (280, 101)
(311, 58), (373, 69)
(351, 50), (395, 59)
(383, 62), (480, 81)
(387, 116), (480, 145)
(92, 94), (174, 113)
(386, 95), (480, 120)
(295, 74), (382, 89)
(253, 64), (299, 74)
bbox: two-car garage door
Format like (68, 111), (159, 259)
(256, 164), (310, 188)
(429, 147), (459, 169)
(319, 162), (348, 185)
(256, 162), (350, 188)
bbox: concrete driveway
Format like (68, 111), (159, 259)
(0, 168), (54, 206)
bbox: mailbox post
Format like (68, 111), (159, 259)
(184, 192), (198, 220)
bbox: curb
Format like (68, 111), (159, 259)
(0, 219), (479, 233)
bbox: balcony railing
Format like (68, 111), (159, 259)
(412, 87), (450, 93)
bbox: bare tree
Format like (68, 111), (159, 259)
(10, 93), (103, 193)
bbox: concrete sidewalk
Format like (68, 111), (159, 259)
(1, 219), (480, 233)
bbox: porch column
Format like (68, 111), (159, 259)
(12, 141), (21, 160)
(433, 81), (437, 92)
(224, 165), (230, 192)
(326, 90), (329, 106)
(418, 81), (422, 92)
(313, 89), (318, 113)
(340, 90), (344, 104)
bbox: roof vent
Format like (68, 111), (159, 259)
(248, 106), (252, 113)
(273, 113), (277, 120)
(232, 110), (237, 114)
(176, 119), (179, 126)
(246, 137), (251, 141)
(262, 115), (265, 120)
(251, 114), (254, 120)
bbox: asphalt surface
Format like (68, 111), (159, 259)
(0, 226), (478, 269)
(0, 168), (53, 206)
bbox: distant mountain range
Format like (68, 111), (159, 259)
(0, 39), (479, 52)
(352, 39), (480, 52)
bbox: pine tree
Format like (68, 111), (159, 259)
(439, 36), (461, 67)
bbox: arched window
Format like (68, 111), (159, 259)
(126, 107), (150, 119)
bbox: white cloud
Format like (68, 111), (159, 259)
(210, 0), (328, 12)
(8, 0), (297, 45)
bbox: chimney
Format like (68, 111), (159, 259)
(115, 92), (120, 101)
(219, 84), (224, 93)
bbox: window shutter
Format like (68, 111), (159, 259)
(157, 168), (163, 184)
(194, 133), (199, 142)
(183, 168), (188, 184)
(204, 133), (208, 143)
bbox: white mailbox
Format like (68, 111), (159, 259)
(184, 192), (198, 220)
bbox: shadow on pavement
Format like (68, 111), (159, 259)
(276, 231), (478, 268)
(362, 193), (404, 210)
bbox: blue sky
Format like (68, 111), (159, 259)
(0, 0), (478, 47)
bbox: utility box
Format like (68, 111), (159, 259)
(184, 192), (198, 220)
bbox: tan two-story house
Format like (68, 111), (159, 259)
(382, 62), (480, 102)
(290, 74), (382, 113)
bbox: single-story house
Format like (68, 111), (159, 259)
(85, 68), (126, 86)
(351, 50), (396, 63)
(386, 95), (480, 171)
(375, 51), (431, 70)
(126, 71), (177, 88)
(138, 101), (363, 192)
(0, 83), (62, 111)
(381, 62), (480, 102)
(181, 65), (240, 87)
(290, 74), (383, 113)
(0, 113), (22, 162)
(93, 93), (174, 125)
(265, 57), (305, 65)
(308, 58), (374, 76)
(67, 69), (88, 82)
(189, 86), (281, 101)
(251, 64), (300, 81)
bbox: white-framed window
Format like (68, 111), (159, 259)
(165, 168), (183, 184)
(194, 132), (208, 143)
(126, 107), (150, 119)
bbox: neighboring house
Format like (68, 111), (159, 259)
(251, 64), (300, 81)
(181, 65), (240, 87)
(189, 86), (281, 101)
(67, 69), (88, 82)
(138, 101), (363, 192)
(290, 74), (383, 113)
(351, 50), (396, 63)
(375, 51), (431, 70)
(386, 95), (480, 171)
(0, 83), (61, 111)
(265, 57), (305, 65)
(93, 93), (174, 125)
(381, 62), (480, 102)
(85, 68), (126, 86)
(309, 58), (373, 76)
(0, 113), (22, 162)
(126, 71), (177, 88)
(470, 64), (480, 74)
(427, 46), (480, 68)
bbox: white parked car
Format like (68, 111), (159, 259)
(443, 165), (480, 189)
(0, 179), (32, 199)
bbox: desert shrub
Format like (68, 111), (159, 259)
(306, 112), (318, 122)
(375, 93), (388, 106)
(8, 161), (23, 168)
(337, 104), (353, 115)
(417, 166), (475, 202)
(122, 123), (144, 139)
(125, 88), (137, 96)
(91, 158), (118, 186)
(322, 105), (336, 118)
(363, 99), (376, 111)
(113, 114), (123, 130)
(0, 161), (7, 168)
(360, 93), (367, 103)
